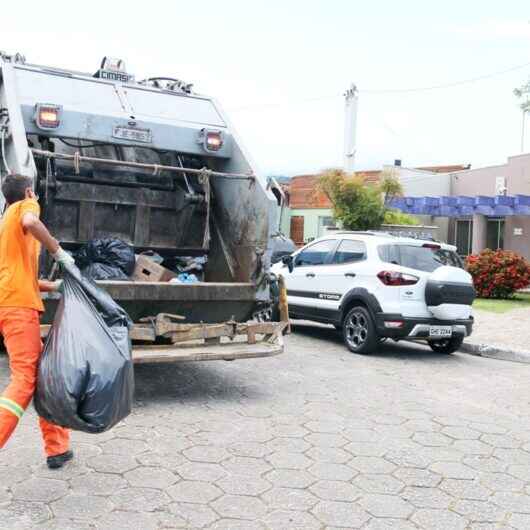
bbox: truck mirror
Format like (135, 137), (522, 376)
(282, 254), (294, 273)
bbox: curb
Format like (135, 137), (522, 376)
(460, 341), (530, 364)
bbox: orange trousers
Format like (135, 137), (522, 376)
(0, 308), (69, 457)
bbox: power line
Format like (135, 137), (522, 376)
(362, 60), (530, 94)
(228, 60), (530, 112)
(229, 95), (338, 112)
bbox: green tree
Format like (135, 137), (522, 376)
(379, 170), (403, 206)
(317, 168), (416, 230)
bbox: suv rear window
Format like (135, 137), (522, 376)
(378, 244), (463, 272)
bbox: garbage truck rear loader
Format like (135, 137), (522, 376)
(0, 52), (287, 362)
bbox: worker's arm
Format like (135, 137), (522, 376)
(21, 212), (75, 266)
(38, 280), (61, 292)
(21, 212), (59, 254)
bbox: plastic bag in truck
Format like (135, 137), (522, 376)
(34, 263), (134, 433)
(82, 262), (129, 281)
(76, 238), (136, 280)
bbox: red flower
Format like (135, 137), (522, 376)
(467, 250), (530, 298)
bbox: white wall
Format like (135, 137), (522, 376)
(383, 165), (451, 197)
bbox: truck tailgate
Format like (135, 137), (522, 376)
(132, 336), (284, 363)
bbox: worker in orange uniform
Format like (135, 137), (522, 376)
(0, 173), (75, 469)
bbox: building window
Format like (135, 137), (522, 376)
(455, 219), (473, 256)
(317, 216), (336, 237)
(486, 218), (504, 250)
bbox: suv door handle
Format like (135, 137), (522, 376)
(306, 273), (315, 278)
(344, 273), (356, 278)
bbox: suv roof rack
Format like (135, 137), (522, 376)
(331, 230), (393, 237)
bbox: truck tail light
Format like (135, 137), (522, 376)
(377, 270), (419, 286)
(205, 130), (223, 151)
(34, 104), (61, 129)
(198, 128), (224, 152)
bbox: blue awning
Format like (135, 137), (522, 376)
(387, 195), (530, 217)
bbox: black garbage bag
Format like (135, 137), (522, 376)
(76, 238), (136, 276)
(34, 263), (134, 433)
(82, 262), (129, 281)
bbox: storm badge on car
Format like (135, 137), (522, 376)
(318, 293), (341, 300)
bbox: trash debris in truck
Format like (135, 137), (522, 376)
(170, 273), (199, 284)
(132, 254), (176, 282)
(163, 255), (208, 281)
(76, 239), (135, 281)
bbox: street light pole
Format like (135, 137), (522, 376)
(522, 109), (527, 153)
(343, 84), (359, 172)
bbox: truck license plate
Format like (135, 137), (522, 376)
(113, 126), (152, 143)
(429, 326), (452, 338)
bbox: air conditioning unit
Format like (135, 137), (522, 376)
(495, 176), (507, 196)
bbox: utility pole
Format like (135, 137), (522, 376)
(343, 84), (359, 172)
(514, 81), (530, 153)
(521, 109), (528, 153)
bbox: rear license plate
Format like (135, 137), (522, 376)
(429, 326), (452, 338)
(113, 126), (152, 143)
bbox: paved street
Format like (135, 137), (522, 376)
(2, 322), (530, 529)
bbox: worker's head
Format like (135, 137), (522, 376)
(1, 173), (36, 205)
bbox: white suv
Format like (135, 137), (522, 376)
(272, 231), (475, 354)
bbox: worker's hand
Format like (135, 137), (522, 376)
(52, 247), (75, 268)
(38, 279), (63, 293)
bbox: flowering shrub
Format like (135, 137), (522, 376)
(466, 249), (530, 298)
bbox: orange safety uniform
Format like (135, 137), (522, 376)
(0, 198), (69, 457)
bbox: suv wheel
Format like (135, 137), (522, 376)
(428, 336), (464, 354)
(342, 306), (378, 354)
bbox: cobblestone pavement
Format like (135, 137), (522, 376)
(467, 308), (530, 352)
(2, 321), (530, 529)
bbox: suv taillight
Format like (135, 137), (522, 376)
(377, 270), (419, 286)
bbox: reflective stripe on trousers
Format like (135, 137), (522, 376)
(0, 307), (70, 457)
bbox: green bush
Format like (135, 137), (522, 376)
(383, 209), (420, 226)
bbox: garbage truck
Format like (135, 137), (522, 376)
(0, 51), (287, 363)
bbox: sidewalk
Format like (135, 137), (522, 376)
(462, 307), (530, 363)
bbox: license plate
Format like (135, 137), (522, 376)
(112, 126), (152, 143)
(429, 326), (452, 338)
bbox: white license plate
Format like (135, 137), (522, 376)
(112, 126), (152, 143)
(429, 326), (452, 338)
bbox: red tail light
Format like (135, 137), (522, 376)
(377, 270), (419, 286)
(422, 243), (441, 250)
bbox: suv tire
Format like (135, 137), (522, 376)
(428, 336), (464, 354)
(342, 306), (379, 354)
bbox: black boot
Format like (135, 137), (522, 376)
(47, 450), (74, 469)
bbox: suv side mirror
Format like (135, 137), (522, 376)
(282, 254), (294, 273)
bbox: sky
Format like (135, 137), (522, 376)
(2, 0), (530, 176)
